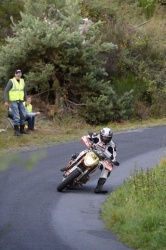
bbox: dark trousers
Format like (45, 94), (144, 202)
(26, 115), (35, 130)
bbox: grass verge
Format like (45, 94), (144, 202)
(101, 159), (166, 250)
(1, 111), (166, 153)
(1, 102), (166, 153)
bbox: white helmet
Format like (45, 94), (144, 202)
(100, 127), (113, 144)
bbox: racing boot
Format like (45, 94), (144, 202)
(94, 178), (108, 194)
(14, 125), (22, 136)
(60, 153), (78, 172)
(20, 125), (29, 134)
(60, 166), (68, 172)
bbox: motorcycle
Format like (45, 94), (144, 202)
(57, 131), (119, 192)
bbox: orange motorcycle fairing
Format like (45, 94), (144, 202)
(102, 160), (113, 172)
(81, 136), (92, 148)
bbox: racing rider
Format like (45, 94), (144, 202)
(81, 127), (118, 194)
(61, 127), (118, 194)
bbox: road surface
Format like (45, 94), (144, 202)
(0, 125), (166, 250)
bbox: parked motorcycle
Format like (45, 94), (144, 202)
(57, 132), (119, 192)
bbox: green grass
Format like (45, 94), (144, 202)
(101, 160), (166, 250)
(140, 0), (157, 18)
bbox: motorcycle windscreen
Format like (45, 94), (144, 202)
(84, 152), (99, 168)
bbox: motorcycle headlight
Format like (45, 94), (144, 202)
(84, 152), (99, 167)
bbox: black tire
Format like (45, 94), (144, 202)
(57, 169), (81, 192)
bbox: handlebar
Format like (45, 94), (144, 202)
(89, 148), (120, 166)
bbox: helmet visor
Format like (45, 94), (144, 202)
(102, 136), (111, 143)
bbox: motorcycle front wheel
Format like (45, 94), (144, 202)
(57, 169), (81, 192)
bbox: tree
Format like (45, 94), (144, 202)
(0, 0), (24, 44)
(0, 0), (134, 124)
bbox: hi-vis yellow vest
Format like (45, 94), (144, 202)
(9, 77), (25, 101)
(27, 103), (32, 112)
(24, 103), (32, 112)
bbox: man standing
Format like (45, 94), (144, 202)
(4, 69), (28, 136)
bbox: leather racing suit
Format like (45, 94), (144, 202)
(81, 132), (117, 193)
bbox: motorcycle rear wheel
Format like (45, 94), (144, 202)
(57, 169), (81, 192)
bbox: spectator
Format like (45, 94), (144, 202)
(4, 69), (28, 136)
(24, 96), (40, 131)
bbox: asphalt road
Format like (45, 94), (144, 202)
(0, 125), (166, 250)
